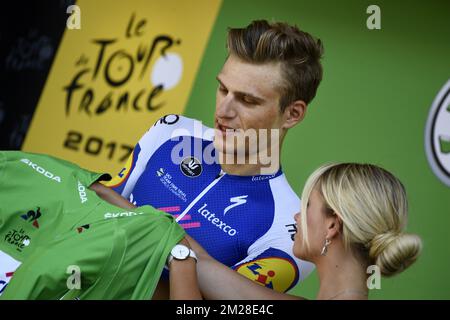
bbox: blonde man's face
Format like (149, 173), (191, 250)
(213, 55), (286, 157)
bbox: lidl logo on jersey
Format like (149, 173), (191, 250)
(20, 158), (61, 183)
(425, 80), (450, 187)
(236, 257), (298, 293)
(20, 207), (42, 229)
(4, 228), (31, 252)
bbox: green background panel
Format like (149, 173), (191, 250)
(184, 0), (450, 299)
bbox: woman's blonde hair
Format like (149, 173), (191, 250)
(300, 163), (422, 277)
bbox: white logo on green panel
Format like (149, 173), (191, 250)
(20, 158), (61, 183)
(425, 80), (450, 187)
(104, 211), (144, 219)
(77, 181), (88, 203)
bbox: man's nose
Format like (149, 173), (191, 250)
(216, 94), (237, 118)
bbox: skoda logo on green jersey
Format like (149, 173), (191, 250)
(425, 80), (450, 187)
(20, 158), (62, 183)
(104, 211), (145, 219)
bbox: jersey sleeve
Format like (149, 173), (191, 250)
(103, 114), (191, 198)
(232, 241), (315, 293)
(232, 175), (315, 293)
(0, 151), (108, 190)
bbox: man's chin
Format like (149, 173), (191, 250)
(212, 134), (224, 152)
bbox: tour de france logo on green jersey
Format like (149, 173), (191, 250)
(4, 228), (31, 252)
(3, 208), (42, 252)
(425, 80), (450, 187)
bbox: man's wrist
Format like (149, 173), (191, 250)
(167, 244), (198, 267)
(168, 256), (197, 268)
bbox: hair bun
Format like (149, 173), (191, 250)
(369, 232), (422, 277)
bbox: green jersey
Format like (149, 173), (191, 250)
(0, 151), (185, 299)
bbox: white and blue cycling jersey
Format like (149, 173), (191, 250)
(106, 115), (314, 292)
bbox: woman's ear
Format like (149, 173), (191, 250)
(282, 100), (307, 129)
(325, 214), (342, 240)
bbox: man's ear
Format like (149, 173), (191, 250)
(325, 214), (342, 241)
(282, 100), (307, 129)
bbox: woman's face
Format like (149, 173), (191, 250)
(293, 187), (330, 261)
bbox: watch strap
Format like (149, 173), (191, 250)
(167, 248), (197, 266)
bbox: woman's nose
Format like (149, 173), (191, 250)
(294, 212), (300, 222)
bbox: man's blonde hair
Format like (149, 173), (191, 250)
(300, 163), (422, 277)
(227, 20), (324, 111)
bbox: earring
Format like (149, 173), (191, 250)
(320, 238), (331, 256)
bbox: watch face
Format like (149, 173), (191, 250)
(171, 244), (190, 260)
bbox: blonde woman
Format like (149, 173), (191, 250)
(184, 163), (422, 300)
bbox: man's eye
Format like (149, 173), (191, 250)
(218, 86), (227, 93)
(242, 96), (256, 105)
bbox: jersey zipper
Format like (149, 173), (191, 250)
(175, 170), (226, 222)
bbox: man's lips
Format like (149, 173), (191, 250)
(215, 120), (239, 133)
(219, 124), (236, 132)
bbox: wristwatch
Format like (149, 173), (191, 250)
(167, 244), (197, 266)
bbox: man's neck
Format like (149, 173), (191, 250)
(217, 147), (281, 176)
(219, 162), (279, 176)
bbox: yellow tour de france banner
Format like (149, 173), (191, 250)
(22, 0), (222, 175)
